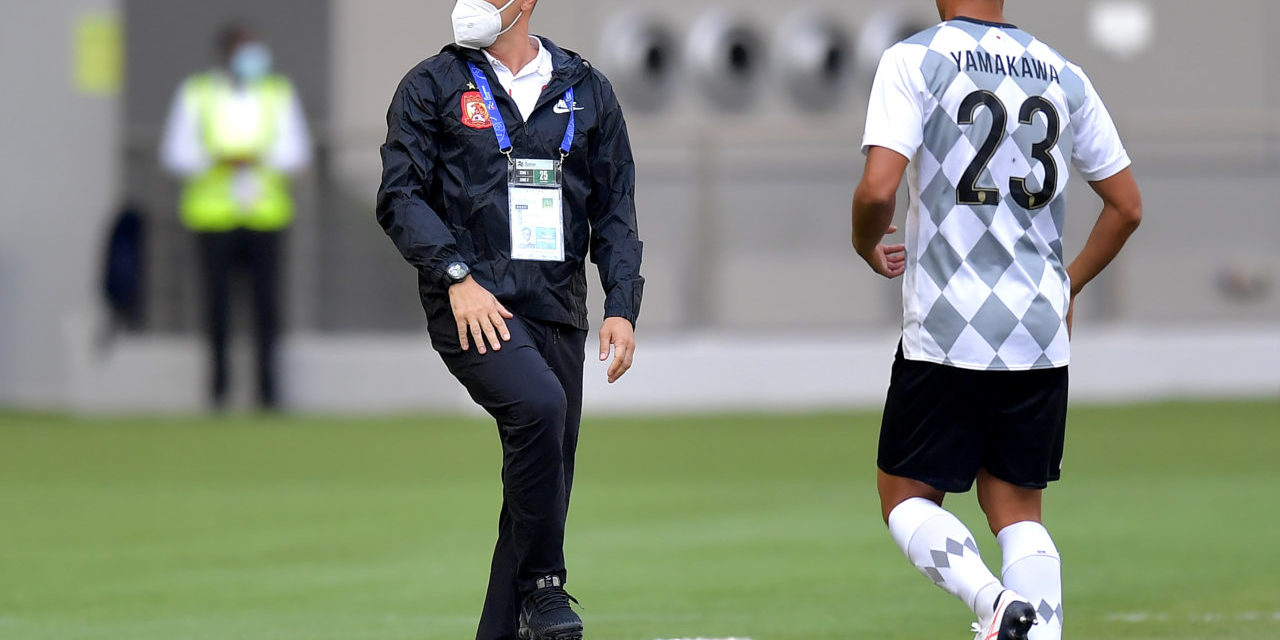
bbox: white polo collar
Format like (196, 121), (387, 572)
(483, 36), (553, 79)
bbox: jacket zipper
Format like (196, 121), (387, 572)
(469, 55), (581, 149)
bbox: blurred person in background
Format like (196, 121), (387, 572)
(377, 0), (644, 638)
(852, 0), (1142, 639)
(160, 23), (312, 411)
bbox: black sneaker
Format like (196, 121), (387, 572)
(517, 576), (583, 640)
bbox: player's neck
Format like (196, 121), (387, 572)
(485, 28), (537, 73)
(943, 2), (1007, 25)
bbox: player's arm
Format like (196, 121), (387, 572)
(854, 44), (922, 280)
(852, 146), (909, 279)
(1065, 65), (1142, 333)
(1066, 168), (1143, 331)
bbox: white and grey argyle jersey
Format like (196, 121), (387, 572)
(862, 17), (1130, 371)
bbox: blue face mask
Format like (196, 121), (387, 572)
(230, 43), (272, 82)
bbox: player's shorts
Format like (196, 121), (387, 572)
(877, 344), (1068, 493)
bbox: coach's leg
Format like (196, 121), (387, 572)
(979, 472), (1062, 640)
(471, 323), (586, 640)
(476, 501), (521, 640)
(437, 318), (570, 639)
(496, 367), (569, 589)
(544, 325), (587, 508)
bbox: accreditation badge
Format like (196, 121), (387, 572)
(508, 158), (565, 262)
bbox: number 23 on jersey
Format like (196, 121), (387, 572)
(956, 90), (1061, 210)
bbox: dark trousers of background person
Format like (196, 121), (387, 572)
(430, 313), (587, 640)
(197, 229), (282, 410)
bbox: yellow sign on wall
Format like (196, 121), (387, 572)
(74, 12), (123, 96)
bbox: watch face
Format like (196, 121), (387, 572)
(447, 263), (468, 280)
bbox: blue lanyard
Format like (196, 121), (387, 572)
(468, 62), (575, 158)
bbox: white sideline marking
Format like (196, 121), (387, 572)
(1107, 611), (1280, 623)
(654, 637), (753, 640)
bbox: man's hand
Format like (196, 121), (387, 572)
(448, 276), (513, 354)
(858, 224), (907, 279)
(220, 155), (260, 169)
(852, 146), (910, 279)
(599, 317), (635, 384)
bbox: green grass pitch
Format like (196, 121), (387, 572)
(1, 401), (1277, 639)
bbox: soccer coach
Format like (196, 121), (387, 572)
(375, 1), (644, 639)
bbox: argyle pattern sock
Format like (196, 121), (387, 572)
(888, 497), (1004, 618)
(998, 521), (1063, 640)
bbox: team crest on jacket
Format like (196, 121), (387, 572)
(461, 91), (492, 129)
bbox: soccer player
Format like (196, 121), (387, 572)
(851, 1), (1142, 639)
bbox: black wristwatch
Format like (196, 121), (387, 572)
(445, 262), (471, 286)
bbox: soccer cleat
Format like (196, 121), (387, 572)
(971, 590), (1036, 640)
(517, 575), (583, 640)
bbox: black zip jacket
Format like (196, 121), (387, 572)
(377, 38), (644, 337)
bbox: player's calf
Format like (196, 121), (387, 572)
(998, 522), (1063, 640)
(889, 497), (1007, 617)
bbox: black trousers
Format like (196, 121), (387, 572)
(433, 314), (587, 640)
(197, 229), (282, 409)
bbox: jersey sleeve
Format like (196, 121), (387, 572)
(861, 45), (925, 160)
(1069, 69), (1131, 182)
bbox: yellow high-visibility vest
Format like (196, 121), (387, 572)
(179, 72), (295, 232)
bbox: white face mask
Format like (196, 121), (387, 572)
(452, 0), (522, 49)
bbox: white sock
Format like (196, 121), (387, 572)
(998, 521), (1063, 640)
(888, 497), (1004, 619)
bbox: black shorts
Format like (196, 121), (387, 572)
(878, 345), (1068, 493)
